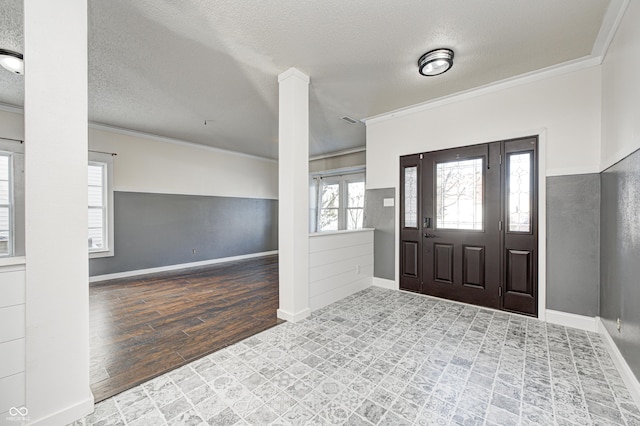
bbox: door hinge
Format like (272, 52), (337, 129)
(419, 153), (424, 160)
(499, 287), (502, 297)
(499, 154), (502, 164)
(498, 220), (503, 231)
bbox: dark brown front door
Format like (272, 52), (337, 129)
(399, 137), (538, 316)
(421, 143), (502, 309)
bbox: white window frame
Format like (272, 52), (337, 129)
(0, 151), (14, 257)
(345, 175), (365, 230)
(88, 152), (114, 258)
(314, 170), (365, 232)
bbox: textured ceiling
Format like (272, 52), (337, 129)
(0, 0), (612, 159)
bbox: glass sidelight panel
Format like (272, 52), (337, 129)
(436, 158), (483, 230)
(404, 166), (418, 228)
(508, 152), (532, 232)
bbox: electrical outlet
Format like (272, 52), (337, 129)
(617, 318), (621, 332)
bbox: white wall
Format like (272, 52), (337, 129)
(601, 0), (640, 170)
(366, 66), (602, 189)
(309, 229), (373, 311)
(89, 127), (278, 199)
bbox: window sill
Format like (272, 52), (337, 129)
(0, 256), (26, 267)
(89, 249), (114, 259)
(309, 228), (374, 237)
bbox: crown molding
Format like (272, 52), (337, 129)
(591, 0), (629, 59)
(0, 102), (23, 114)
(278, 67), (310, 84)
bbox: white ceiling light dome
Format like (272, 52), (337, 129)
(418, 48), (454, 76)
(0, 49), (24, 75)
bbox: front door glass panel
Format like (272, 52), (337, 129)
(507, 152), (532, 232)
(404, 166), (418, 228)
(436, 158), (483, 230)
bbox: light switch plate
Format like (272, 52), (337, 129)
(383, 198), (394, 207)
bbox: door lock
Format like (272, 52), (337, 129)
(424, 233), (437, 238)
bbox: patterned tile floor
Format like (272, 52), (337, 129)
(73, 288), (640, 425)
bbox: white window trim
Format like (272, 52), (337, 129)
(89, 152), (114, 259)
(314, 168), (365, 232)
(344, 174), (365, 230)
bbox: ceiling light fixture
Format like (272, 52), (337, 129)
(418, 48), (453, 77)
(0, 49), (24, 75)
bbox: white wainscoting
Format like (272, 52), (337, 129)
(309, 229), (374, 311)
(0, 258), (26, 419)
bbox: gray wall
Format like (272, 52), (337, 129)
(546, 174), (601, 317)
(600, 148), (640, 380)
(89, 192), (278, 276)
(364, 188), (395, 280)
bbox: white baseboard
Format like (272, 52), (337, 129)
(597, 317), (640, 408)
(545, 309), (598, 332)
(277, 307), (311, 323)
(29, 393), (94, 426)
(372, 277), (397, 290)
(89, 251), (278, 283)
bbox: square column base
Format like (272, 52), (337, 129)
(277, 307), (311, 323)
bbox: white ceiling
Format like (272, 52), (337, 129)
(0, 0), (619, 159)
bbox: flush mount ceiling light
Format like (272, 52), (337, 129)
(0, 49), (24, 75)
(418, 48), (454, 76)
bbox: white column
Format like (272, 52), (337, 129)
(24, 0), (93, 424)
(277, 68), (311, 322)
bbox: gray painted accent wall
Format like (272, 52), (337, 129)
(364, 188), (395, 280)
(546, 174), (600, 317)
(600, 148), (640, 381)
(89, 192), (278, 276)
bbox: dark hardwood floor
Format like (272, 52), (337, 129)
(89, 255), (280, 403)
